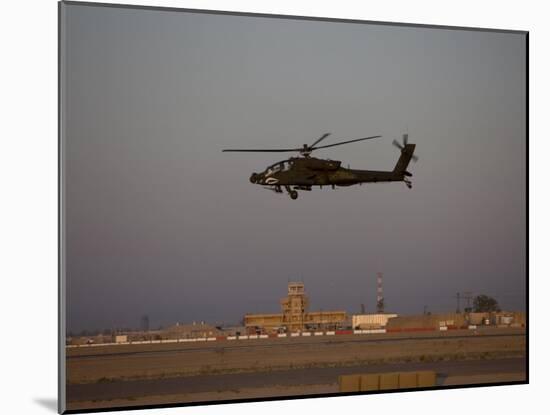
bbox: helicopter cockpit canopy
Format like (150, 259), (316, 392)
(264, 159), (293, 175)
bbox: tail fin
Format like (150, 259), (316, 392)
(393, 143), (416, 174)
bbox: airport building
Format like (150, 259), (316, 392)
(163, 322), (223, 339)
(244, 282), (347, 333)
(352, 313), (398, 329)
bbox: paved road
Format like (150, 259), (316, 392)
(67, 357), (526, 402)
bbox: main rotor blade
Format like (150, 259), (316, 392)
(313, 135), (381, 151)
(222, 148), (300, 153)
(309, 132), (332, 148)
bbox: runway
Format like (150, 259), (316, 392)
(67, 357), (526, 403)
(66, 328), (526, 386)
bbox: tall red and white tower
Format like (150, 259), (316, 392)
(376, 272), (384, 313)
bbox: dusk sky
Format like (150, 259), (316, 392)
(62, 3), (526, 332)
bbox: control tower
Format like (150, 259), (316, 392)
(244, 282), (346, 333)
(280, 282), (309, 331)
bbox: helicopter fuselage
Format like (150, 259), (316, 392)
(249, 143), (416, 199)
(224, 133), (416, 200)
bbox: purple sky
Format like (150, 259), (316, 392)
(61, 3), (526, 332)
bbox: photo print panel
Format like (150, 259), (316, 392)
(59, 1), (528, 412)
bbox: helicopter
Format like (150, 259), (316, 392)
(223, 133), (417, 199)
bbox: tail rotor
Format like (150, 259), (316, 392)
(392, 134), (418, 162)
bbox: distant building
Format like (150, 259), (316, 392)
(218, 326), (247, 336)
(352, 313), (398, 329)
(244, 282), (347, 333)
(115, 335), (128, 343)
(163, 321), (222, 339)
(386, 313), (467, 329)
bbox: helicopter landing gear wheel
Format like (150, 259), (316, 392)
(284, 185), (299, 200)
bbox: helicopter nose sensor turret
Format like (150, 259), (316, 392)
(250, 173), (260, 184)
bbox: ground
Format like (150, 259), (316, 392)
(65, 327), (526, 411)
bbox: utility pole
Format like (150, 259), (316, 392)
(454, 292), (473, 314)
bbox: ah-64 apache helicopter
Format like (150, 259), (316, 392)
(223, 133), (417, 199)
